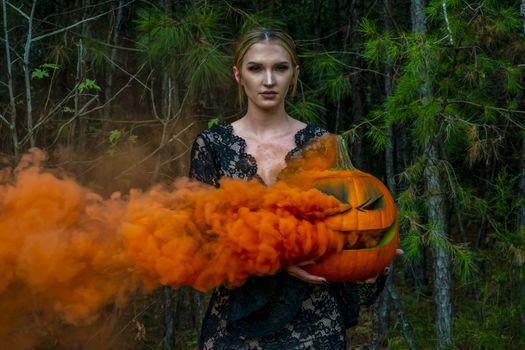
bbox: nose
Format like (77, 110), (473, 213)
(263, 69), (275, 87)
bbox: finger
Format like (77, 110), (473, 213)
(287, 266), (327, 284)
(297, 260), (316, 267)
(396, 248), (404, 255)
(365, 276), (377, 283)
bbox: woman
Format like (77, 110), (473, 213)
(189, 28), (384, 350)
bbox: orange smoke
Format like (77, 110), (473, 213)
(0, 150), (134, 325)
(0, 144), (347, 331)
(122, 177), (345, 292)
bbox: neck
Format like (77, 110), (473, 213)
(241, 105), (290, 136)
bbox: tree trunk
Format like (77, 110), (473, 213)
(333, 0), (344, 133)
(387, 283), (418, 350)
(522, 0), (525, 35)
(71, 38), (84, 151)
(517, 132), (525, 232)
(373, 1), (394, 347)
(411, 1), (453, 348)
(162, 286), (175, 350)
(77, 0), (90, 153)
(349, 0), (367, 170)
(518, 0), (525, 231)
(518, 0), (525, 328)
(103, 0), (124, 125)
(23, 0), (37, 148)
(2, 0), (19, 159)
(424, 147), (453, 349)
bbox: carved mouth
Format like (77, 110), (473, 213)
(340, 220), (397, 250)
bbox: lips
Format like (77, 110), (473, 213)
(260, 91), (278, 97)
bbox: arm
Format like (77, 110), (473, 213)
(188, 134), (220, 187)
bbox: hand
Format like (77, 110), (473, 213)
(286, 260), (327, 284)
(364, 248), (404, 284)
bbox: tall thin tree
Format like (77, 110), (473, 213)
(411, 0), (453, 348)
(1, 0), (19, 158)
(23, 0), (37, 148)
(518, 0), (525, 232)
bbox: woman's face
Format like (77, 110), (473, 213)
(234, 41), (297, 111)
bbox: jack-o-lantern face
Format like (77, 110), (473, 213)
(302, 169), (399, 282)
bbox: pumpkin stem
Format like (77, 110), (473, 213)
(335, 135), (356, 170)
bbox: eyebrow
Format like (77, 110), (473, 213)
(246, 61), (290, 65)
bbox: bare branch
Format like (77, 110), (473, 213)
(32, 88), (77, 131)
(160, 138), (191, 166)
(0, 111), (11, 126)
(24, 91), (97, 147)
(449, 99), (525, 129)
(115, 123), (194, 179)
(48, 95), (99, 147)
(103, 53), (150, 90)
(81, 62), (147, 115)
(30, 62), (146, 143)
(92, 38), (142, 52)
(31, 0), (135, 42)
(6, 1), (29, 20)
(442, 0), (454, 45)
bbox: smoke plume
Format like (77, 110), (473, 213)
(0, 139), (347, 339)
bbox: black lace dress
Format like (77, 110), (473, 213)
(188, 123), (383, 350)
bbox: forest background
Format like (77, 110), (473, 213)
(1, 0), (524, 349)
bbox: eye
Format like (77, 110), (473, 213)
(247, 65), (262, 72)
(357, 195), (385, 211)
(274, 64), (289, 72)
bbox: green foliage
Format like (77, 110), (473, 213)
(207, 117), (220, 129)
(184, 329), (198, 347)
(182, 41), (230, 96)
(287, 98), (326, 124)
(234, 9), (286, 34)
(302, 51), (341, 82)
(365, 119), (389, 153)
(489, 6), (522, 34)
(135, 2), (231, 100)
(135, 7), (190, 62)
(32, 69), (49, 79)
(106, 129), (138, 157)
(82, 37), (109, 68)
(107, 129), (121, 156)
(362, 19), (401, 67)
(301, 51), (352, 103)
(108, 129), (121, 144)
(77, 79), (101, 93)
(486, 169), (523, 235)
(31, 63), (59, 79)
(128, 133), (138, 143)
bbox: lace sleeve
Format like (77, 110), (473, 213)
(188, 134), (220, 187)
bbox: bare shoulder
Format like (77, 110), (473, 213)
(289, 118), (307, 134)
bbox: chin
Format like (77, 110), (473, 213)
(250, 98), (285, 110)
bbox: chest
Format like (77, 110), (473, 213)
(243, 134), (297, 185)
(212, 130), (301, 185)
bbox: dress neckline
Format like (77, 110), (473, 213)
(224, 123), (310, 186)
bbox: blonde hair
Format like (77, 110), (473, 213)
(233, 28), (299, 108)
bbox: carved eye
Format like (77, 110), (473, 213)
(314, 182), (349, 204)
(357, 195), (385, 211)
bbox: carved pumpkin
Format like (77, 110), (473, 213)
(281, 135), (399, 282)
(302, 169), (399, 281)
